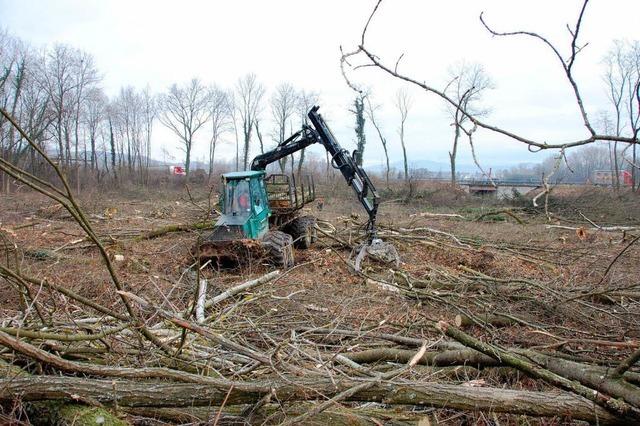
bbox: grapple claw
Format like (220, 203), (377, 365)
(354, 238), (400, 272)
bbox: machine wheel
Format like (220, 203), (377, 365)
(286, 215), (317, 249)
(262, 230), (294, 268)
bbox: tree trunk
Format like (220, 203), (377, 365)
(633, 143), (637, 190)
(0, 376), (625, 424)
(208, 136), (216, 178)
(614, 141), (620, 190)
(109, 119), (118, 182)
(399, 119), (409, 183)
(185, 145), (191, 178)
(243, 126), (250, 171)
(296, 148), (306, 179)
(401, 140), (408, 183)
(450, 123), (460, 185)
(1, 359), (126, 426)
(383, 144), (390, 188)
(325, 151), (330, 183)
(343, 348), (499, 367)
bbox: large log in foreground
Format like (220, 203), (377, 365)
(0, 376), (628, 424)
(0, 359), (126, 425)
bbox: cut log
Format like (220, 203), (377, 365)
(135, 222), (214, 241)
(195, 278), (207, 323)
(524, 351), (640, 409)
(0, 376), (627, 424)
(438, 321), (640, 418)
(343, 348), (499, 367)
(126, 403), (437, 425)
(205, 270), (280, 309)
(1, 359), (127, 426)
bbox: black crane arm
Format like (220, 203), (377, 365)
(250, 106), (380, 241)
(250, 126), (319, 172)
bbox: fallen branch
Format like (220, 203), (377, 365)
(475, 209), (525, 224)
(436, 321), (640, 418)
(0, 329), (250, 389)
(134, 222), (214, 241)
(204, 270), (280, 309)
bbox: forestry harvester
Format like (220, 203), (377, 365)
(196, 106), (393, 268)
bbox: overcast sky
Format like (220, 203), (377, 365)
(2, 0), (639, 172)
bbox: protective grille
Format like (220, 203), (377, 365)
(207, 225), (244, 241)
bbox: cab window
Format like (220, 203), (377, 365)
(251, 178), (264, 214)
(224, 179), (251, 216)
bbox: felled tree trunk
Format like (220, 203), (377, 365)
(0, 359), (127, 426)
(343, 348), (499, 367)
(0, 376), (627, 424)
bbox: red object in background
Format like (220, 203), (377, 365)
(170, 166), (186, 176)
(622, 170), (632, 186)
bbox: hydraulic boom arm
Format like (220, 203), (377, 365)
(251, 106), (380, 241)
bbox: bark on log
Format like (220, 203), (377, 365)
(297, 326), (462, 349)
(126, 403), (433, 425)
(135, 222), (213, 241)
(524, 351), (640, 409)
(438, 321), (639, 417)
(1, 359), (127, 426)
(0, 376), (627, 424)
(205, 270), (280, 309)
(343, 348), (499, 367)
(455, 313), (518, 328)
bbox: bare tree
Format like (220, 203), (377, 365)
(158, 78), (211, 177)
(106, 87), (153, 182)
(36, 45), (78, 167)
(446, 62), (493, 185)
(33, 44), (99, 183)
(364, 94), (390, 188)
(296, 89), (318, 177)
(107, 113), (118, 182)
(254, 118), (265, 156)
(0, 35), (27, 192)
(395, 89), (412, 183)
(16, 64), (52, 175)
(624, 41), (640, 189)
(70, 51), (99, 167)
(341, 0), (639, 157)
(227, 91), (240, 171)
(0, 30), (14, 92)
(207, 86), (230, 178)
(84, 87), (107, 170)
(351, 94), (366, 167)
(603, 41), (630, 190)
(114, 86), (141, 176)
(270, 82), (298, 173)
(140, 86), (156, 184)
(596, 110), (617, 174)
(234, 74), (264, 170)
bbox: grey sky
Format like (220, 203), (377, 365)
(2, 0), (638, 172)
